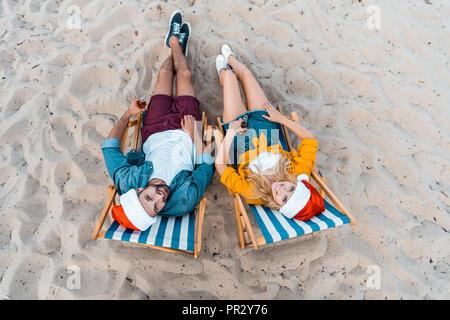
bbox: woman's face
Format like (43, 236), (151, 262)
(271, 181), (296, 206)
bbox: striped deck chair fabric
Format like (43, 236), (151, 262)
(104, 212), (196, 252)
(249, 199), (351, 245)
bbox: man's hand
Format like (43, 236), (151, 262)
(181, 114), (199, 141)
(107, 99), (145, 140)
(181, 114), (206, 157)
(128, 99), (146, 117)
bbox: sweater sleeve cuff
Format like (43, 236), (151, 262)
(101, 137), (121, 149)
(220, 166), (236, 185)
(300, 138), (318, 148)
(196, 153), (215, 165)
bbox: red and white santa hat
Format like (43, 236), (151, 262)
(279, 174), (311, 219)
(111, 189), (156, 231)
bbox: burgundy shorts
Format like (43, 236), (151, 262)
(141, 94), (201, 143)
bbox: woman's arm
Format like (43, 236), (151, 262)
(215, 118), (246, 175)
(261, 102), (315, 140)
(280, 117), (315, 140)
(261, 102), (318, 175)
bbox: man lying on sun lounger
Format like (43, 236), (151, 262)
(101, 11), (214, 231)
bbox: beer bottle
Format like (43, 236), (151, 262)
(137, 96), (147, 109)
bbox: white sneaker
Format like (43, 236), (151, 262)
(215, 55), (228, 77)
(221, 44), (234, 64)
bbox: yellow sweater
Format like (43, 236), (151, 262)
(220, 134), (318, 205)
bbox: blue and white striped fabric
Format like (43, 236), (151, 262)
(249, 199), (351, 244)
(104, 212), (196, 252)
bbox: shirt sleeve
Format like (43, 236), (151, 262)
(289, 138), (318, 177)
(196, 153), (215, 165)
(101, 137), (147, 194)
(101, 138), (127, 179)
(185, 161), (215, 211)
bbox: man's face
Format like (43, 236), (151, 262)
(136, 178), (171, 217)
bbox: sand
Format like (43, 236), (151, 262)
(0, 0), (449, 300)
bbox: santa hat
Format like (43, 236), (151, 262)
(279, 174), (325, 221)
(111, 189), (156, 231)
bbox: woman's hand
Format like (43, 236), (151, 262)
(127, 98), (146, 117)
(261, 102), (286, 124)
(215, 118), (245, 175)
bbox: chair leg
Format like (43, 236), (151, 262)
(235, 195), (259, 250)
(233, 197), (246, 249)
(277, 104), (293, 151)
(194, 197), (207, 258)
(319, 177), (326, 198)
(92, 185), (116, 240)
(133, 113), (143, 150)
(193, 113), (211, 258)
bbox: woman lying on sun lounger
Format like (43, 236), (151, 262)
(215, 44), (325, 222)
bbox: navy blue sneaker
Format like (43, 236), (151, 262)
(165, 10), (183, 48)
(178, 22), (191, 56)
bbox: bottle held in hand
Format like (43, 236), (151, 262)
(241, 115), (248, 128)
(137, 96), (147, 109)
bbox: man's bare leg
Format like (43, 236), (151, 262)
(151, 55), (174, 96)
(169, 36), (196, 97)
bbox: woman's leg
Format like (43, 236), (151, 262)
(227, 55), (268, 111)
(220, 68), (247, 123)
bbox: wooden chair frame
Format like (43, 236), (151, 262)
(215, 105), (356, 250)
(92, 112), (211, 258)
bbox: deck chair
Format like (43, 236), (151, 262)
(92, 111), (212, 258)
(214, 105), (356, 250)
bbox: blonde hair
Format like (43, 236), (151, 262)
(245, 153), (297, 209)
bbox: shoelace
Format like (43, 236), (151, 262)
(173, 22), (181, 35)
(178, 32), (186, 43)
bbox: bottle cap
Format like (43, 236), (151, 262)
(137, 96), (146, 108)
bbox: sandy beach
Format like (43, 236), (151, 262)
(0, 0), (449, 300)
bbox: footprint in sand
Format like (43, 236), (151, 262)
(104, 28), (140, 54)
(8, 253), (53, 299)
(14, 176), (48, 244)
(0, 49), (19, 76)
(48, 116), (79, 153)
(3, 87), (38, 119)
(69, 64), (120, 100)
